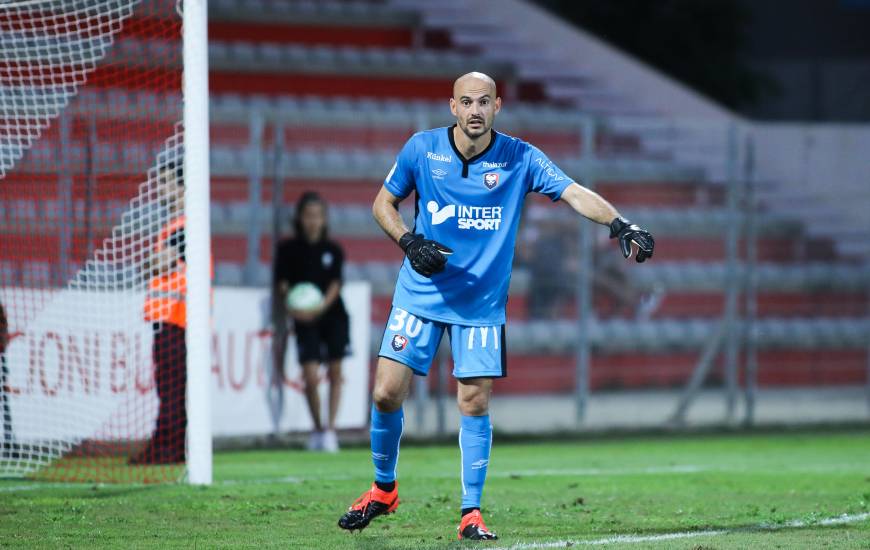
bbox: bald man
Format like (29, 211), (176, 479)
(338, 72), (654, 540)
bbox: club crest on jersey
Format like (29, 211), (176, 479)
(483, 172), (499, 190)
(391, 334), (408, 352)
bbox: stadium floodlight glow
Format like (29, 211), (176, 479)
(0, 0), (211, 484)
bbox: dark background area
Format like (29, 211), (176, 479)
(533, 0), (870, 121)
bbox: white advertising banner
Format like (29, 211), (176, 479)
(210, 284), (371, 437)
(0, 283), (371, 442)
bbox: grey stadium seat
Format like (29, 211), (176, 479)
(215, 262), (244, 286)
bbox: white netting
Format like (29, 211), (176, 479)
(0, 0), (189, 482)
(0, 0), (143, 178)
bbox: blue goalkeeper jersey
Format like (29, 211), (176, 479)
(384, 125), (574, 326)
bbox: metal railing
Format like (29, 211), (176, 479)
(161, 108), (870, 430)
(14, 104), (868, 433)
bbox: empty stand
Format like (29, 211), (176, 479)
(2, 0), (867, 394)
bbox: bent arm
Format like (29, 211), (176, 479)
(320, 280), (341, 311)
(559, 182), (620, 225)
(372, 185), (411, 246)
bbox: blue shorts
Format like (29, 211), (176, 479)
(378, 306), (506, 379)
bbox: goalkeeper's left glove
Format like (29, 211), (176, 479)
(609, 217), (654, 263)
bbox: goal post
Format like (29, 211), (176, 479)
(0, 0), (211, 484)
(181, 0), (212, 486)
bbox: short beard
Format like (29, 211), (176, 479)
(459, 120), (489, 140)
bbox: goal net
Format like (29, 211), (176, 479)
(0, 0), (204, 482)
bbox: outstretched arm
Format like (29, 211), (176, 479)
(559, 182), (620, 225)
(559, 182), (655, 263)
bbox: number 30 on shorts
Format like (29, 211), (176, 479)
(387, 307), (424, 337)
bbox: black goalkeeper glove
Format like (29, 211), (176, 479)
(399, 232), (453, 277)
(609, 217), (655, 263)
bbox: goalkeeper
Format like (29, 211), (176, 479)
(337, 72), (654, 540)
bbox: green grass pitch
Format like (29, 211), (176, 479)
(2, 430), (869, 549)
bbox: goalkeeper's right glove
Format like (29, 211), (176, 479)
(399, 232), (453, 277)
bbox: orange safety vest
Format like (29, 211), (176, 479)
(143, 216), (187, 327)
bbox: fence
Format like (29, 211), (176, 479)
(42, 100), (870, 435)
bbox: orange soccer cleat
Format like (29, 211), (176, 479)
(458, 509), (498, 540)
(337, 482), (400, 532)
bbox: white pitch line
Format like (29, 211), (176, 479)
(498, 529), (728, 549)
(491, 512), (870, 549)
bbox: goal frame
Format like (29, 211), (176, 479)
(182, 0), (212, 486)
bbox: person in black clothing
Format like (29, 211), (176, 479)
(0, 301), (14, 453)
(273, 192), (350, 452)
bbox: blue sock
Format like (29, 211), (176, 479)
(370, 404), (404, 483)
(459, 414), (492, 510)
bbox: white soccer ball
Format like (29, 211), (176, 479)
(286, 282), (324, 311)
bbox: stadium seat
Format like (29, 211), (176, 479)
(210, 203), (229, 228)
(227, 201), (251, 226)
(215, 261), (244, 286)
(121, 142), (153, 173)
(258, 42), (284, 64)
(210, 147), (240, 174)
(93, 141), (120, 168)
(21, 261), (52, 288)
(0, 261), (18, 286)
(228, 41), (257, 64)
(10, 200), (38, 224)
(252, 262), (271, 287)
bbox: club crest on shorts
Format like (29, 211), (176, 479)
(391, 334), (408, 352)
(483, 172), (499, 190)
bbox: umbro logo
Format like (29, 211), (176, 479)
(431, 168), (448, 179)
(471, 459), (489, 470)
